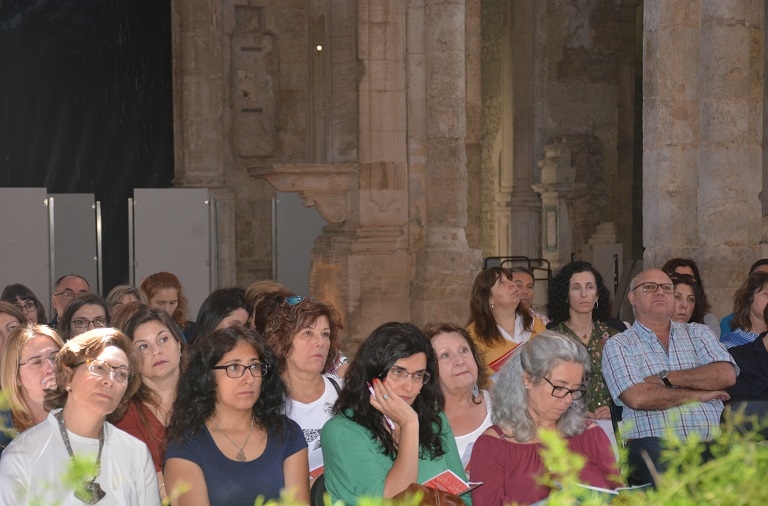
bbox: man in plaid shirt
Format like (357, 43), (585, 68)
(602, 268), (738, 485)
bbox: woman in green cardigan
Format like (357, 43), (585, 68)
(321, 322), (470, 505)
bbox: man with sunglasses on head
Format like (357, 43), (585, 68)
(49, 274), (90, 327)
(602, 268), (738, 486)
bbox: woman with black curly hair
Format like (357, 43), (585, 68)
(164, 326), (309, 505)
(321, 322), (469, 505)
(546, 261), (624, 420)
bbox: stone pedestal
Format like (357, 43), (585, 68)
(532, 142), (585, 271)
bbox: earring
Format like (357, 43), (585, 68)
(595, 300), (599, 309)
(65, 385), (71, 392)
(472, 383), (480, 398)
(490, 303), (495, 311)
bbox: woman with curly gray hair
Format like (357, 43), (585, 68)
(469, 330), (620, 505)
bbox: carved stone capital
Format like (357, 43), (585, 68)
(248, 163), (358, 224)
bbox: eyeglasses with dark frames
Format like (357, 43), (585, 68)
(541, 376), (586, 400)
(212, 362), (269, 378)
(631, 281), (674, 294)
(14, 300), (37, 313)
(385, 366), (431, 385)
(71, 317), (108, 329)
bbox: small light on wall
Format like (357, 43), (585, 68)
(316, 45), (323, 52)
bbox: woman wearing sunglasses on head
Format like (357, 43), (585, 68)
(0, 328), (159, 505)
(164, 326), (309, 506)
(264, 298), (344, 485)
(321, 322), (469, 505)
(469, 331), (620, 506)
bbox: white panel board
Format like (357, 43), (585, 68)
(49, 194), (98, 294)
(0, 188), (51, 316)
(132, 188), (213, 319)
(274, 191), (326, 296)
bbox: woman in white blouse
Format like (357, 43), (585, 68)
(426, 322), (492, 475)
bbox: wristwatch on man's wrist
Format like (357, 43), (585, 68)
(658, 369), (673, 387)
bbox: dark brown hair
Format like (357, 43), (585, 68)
(468, 267), (533, 347)
(264, 298), (343, 375)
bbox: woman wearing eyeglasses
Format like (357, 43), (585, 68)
(114, 307), (186, 501)
(1, 324), (64, 434)
(58, 293), (111, 342)
(470, 331), (620, 506)
(264, 298), (344, 483)
(321, 322), (469, 505)
(165, 326), (309, 506)
(0, 328), (159, 505)
(1, 283), (47, 324)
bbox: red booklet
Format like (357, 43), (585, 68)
(422, 470), (482, 496)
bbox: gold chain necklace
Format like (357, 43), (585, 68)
(565, 320), (593, 342)
(212, 416), (255, 462)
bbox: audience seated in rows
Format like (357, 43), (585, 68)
(322, 322), (469, 505)
(0, 302), (24, 352)
(106, 284), (147, 313)
(426, 322), (492, 474)
(0, 324), (63, 432)
(721, 271), (768, 349)
(1, 283), (47, 324)
(165, 326), (309, 505)
(546, 261), (624, 420)
(0, 328), (159, 505)
(265, 297), (344, 485)
(115, 306), (186, 501)
(49, 274), (90, 327)
(141, 272), (196, 343)
(602, 268), (738, 485)
(470, 330), (620, 505)
(669, 273), (706, 325)
(727, 303), (768, 403)
(662, 258), (720, 337)
(193, 287), (250, 343)
(58, 293), (110, 342)
(720, 259), (768, 335)
(467, 267), (546, 376)
(509, 267), (550, 325)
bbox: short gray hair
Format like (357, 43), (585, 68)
(491, 330), (590, 442)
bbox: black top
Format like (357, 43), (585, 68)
(727, 332), (768, 402)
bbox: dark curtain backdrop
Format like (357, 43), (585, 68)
(0, 0), (174, 293)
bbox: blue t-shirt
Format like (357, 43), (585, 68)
(165, 418), (307, 506)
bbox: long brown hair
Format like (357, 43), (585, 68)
(731, 272), (768, 332)
(468, 267), (533, 347)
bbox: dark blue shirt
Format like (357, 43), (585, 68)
(165, 418), (307, 506)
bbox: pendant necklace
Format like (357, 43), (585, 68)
(54, 410), (107, 504)
(212, 416), (255, 462)
(566, 320), (593, 343)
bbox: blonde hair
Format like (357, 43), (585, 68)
(0, 324), (64, 431)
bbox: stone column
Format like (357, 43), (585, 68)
(643, 0), (763, 315)
(411, 0), (482, 327)
(171, 0), (236, 287)
(507, 0), (541, 258)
